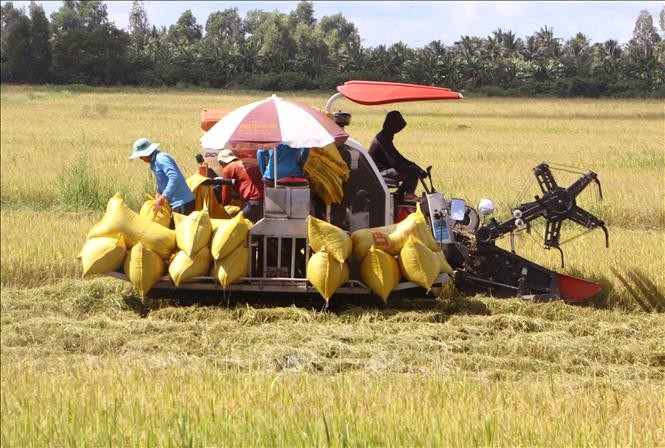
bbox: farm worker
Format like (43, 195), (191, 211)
(257, 143), (309, 187)
(215, 149), (264, 223)
(130, 137), (195, 215)
(369, 110), (427, 201)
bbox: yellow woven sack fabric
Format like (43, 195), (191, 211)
(351, 223), (399, 261)
(390, 203), (441, 253)
(186, 173), (211, 210)
(123, 242), (165, 296)
(352, 204), (441, 261)
(78, 236), (126, 277)
(210, 218), (227, 234)
(87, 215), (138, 249)
(174, 209), (212, 256)
(307, 215), (351, 263)
(306, 251), (349, 302)
(210, 213), (249, 233)
(140, 195), (172, 228)
(224, 205), (241, 218)
(186, 173), (209, 192)
(435, 250), (454, 275)
(186, 174), (231, 219)
(398, 235), (440, 290)
(360, 246), (400, 302)
(211, 212), (252, 260)
(213, 243), (248, 288)
(87, 192), (175, 259)
(168, 247), (212, 286)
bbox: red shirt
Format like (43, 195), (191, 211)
(221, 159), (264, 204)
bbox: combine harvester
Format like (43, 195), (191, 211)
(99, 81), (608, 305)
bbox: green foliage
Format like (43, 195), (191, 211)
(3, 14), (31, 82)
(27, 3), (51, 83)
(52, 24), (129, 85)
(2, 3), (665, 96)
(235, 71), (319, 90)
(57, 149), (112, 211)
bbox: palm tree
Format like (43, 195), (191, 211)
(501, 30), (520, 57)
(534, 25), (562, 59)
(453, 35), (482, 58)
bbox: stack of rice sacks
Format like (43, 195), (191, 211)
(306, 216), (351, 302)
(210, 213), (253, 287)
(351, 203), (454, 300)
(169, 210), (212, 287)
(80, 192), (176, 296)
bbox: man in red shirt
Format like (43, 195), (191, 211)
(216, 149), (265, 223)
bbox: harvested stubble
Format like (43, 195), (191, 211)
(1, 86), (664, 446)
(1, 279), (664, 446)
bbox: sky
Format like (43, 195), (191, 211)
(7, 1), (664, 47)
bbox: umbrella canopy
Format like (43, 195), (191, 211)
(200, 95), (348, 150)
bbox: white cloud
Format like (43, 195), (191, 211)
(485, 1), (526, 19)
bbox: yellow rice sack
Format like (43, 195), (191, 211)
(87, 219), (138, 249)
(210, 218), (228, 234)
(87, 192), (175, 259)
(78, 235), (126, 277)
(123, 242), (165, 296)
(139, 195), (172, 228)
(213, 243), (249, 287)
(360, 246), (400, 302)
(168, 247), (212, 286)
(307, 215), (352, 263)
(174, 209), (212, 256)
(186, 174), (231, 219)
(435, 250), (454, 275)
(306, 251), (349, 301)
(390, 203), (441, 253)
(351, 204), (441, 260)
(211, 212), (252, 260)
(351, 223), (400, 260)
(398, 235), (440, 290)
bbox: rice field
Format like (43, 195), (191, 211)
(1, 85), (664, 446)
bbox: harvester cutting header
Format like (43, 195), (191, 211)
(80, 81), (608, 305)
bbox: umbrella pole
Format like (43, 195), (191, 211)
(273, 147), (278, 186)
(325, 204), (331, 223)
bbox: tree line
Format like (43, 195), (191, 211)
(2, 1), (664, 97)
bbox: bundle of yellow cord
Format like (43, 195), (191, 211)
(303, 143), (350, 205)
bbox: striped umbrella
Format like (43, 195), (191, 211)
(200, 95), (348, 149)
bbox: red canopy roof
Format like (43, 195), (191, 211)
(337, 81), (463, 105)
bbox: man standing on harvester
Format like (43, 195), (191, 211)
(130, 137), (195, 215)
(369, 110), (427, 201)
(216, 149), (264, 223)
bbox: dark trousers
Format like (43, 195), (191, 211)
(380, 168), (418, 197)
(173, 199), (195, 216)
(243, 200), (263, 223)
(169, 200), (195, 229)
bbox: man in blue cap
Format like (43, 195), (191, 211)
(130, 137), (195, 215)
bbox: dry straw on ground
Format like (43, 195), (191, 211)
(1, 86), (664, 446)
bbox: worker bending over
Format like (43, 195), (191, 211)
(216, 149), (264, 223)
(130, 137), (195, 215)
